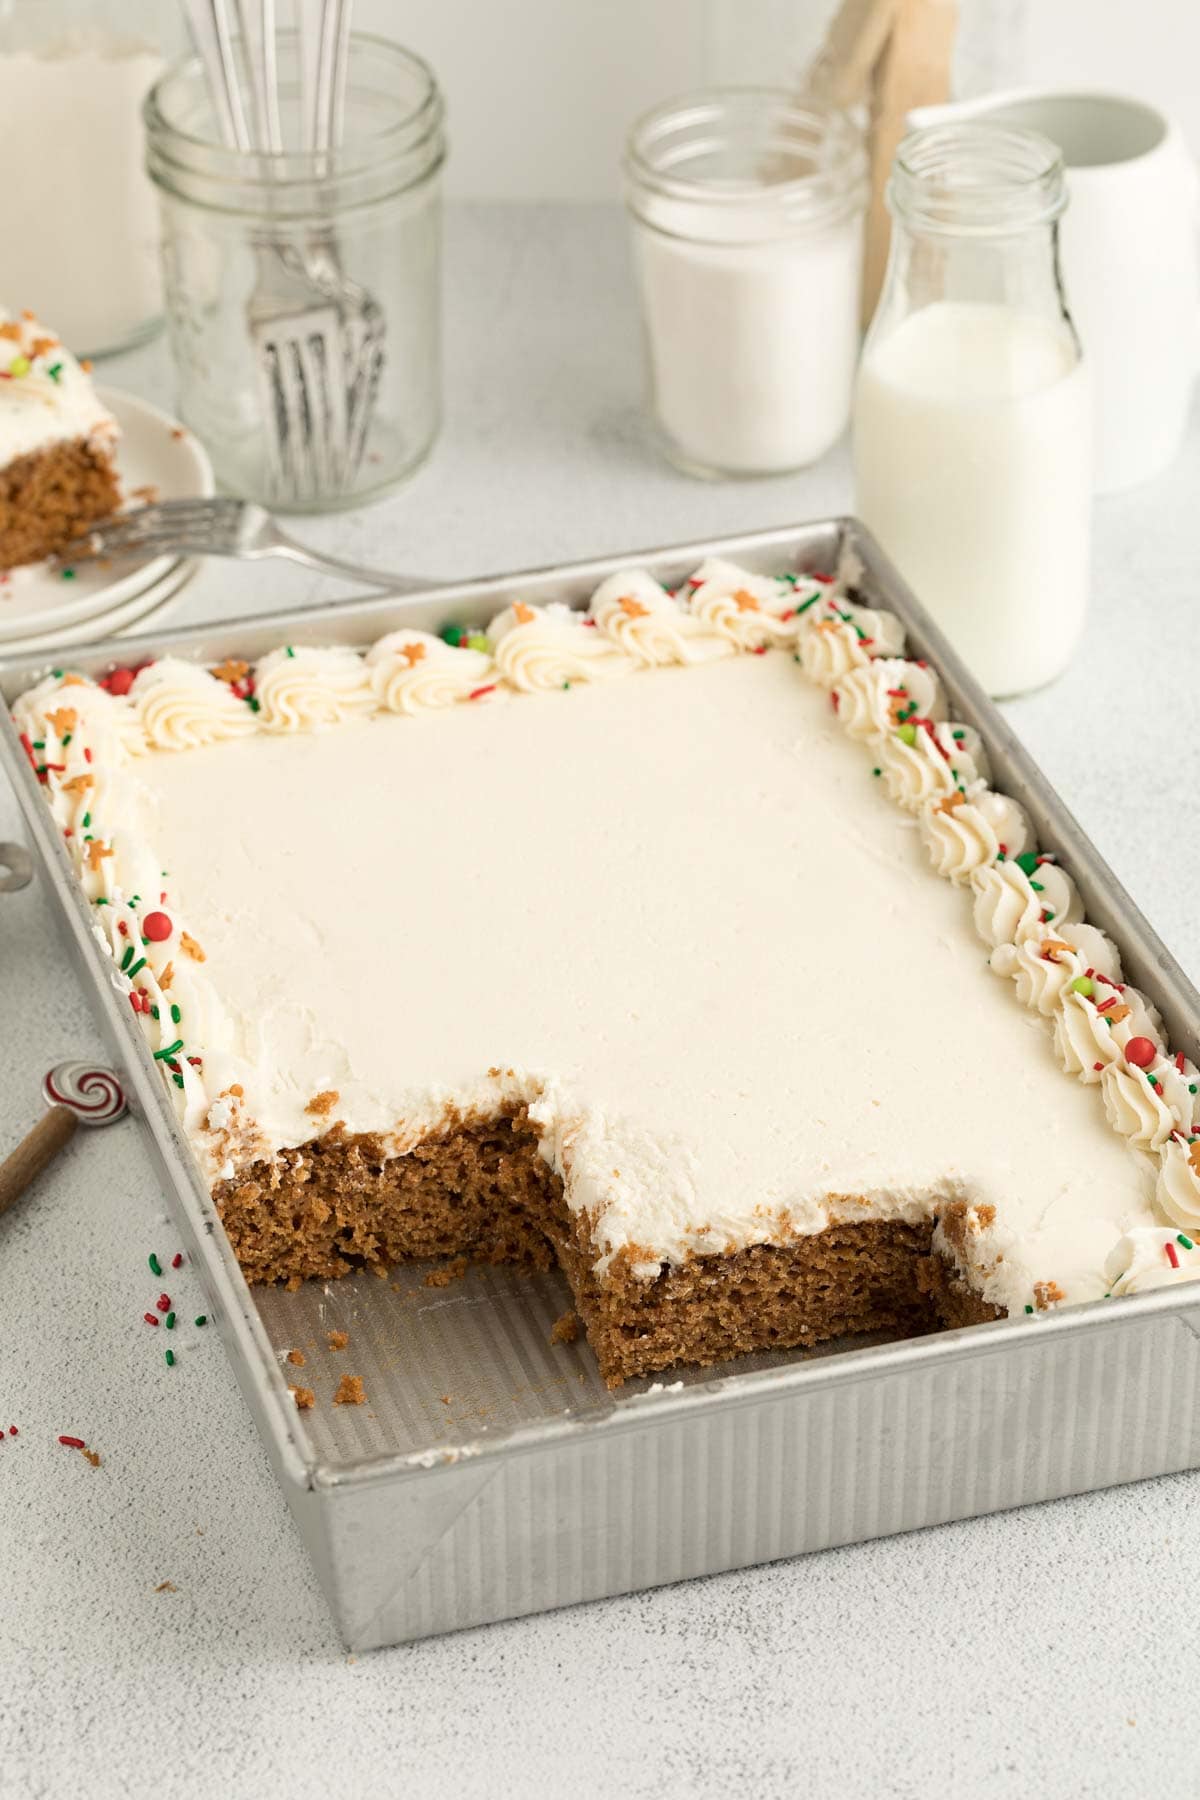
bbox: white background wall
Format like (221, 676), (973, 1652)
(354, 0), (1200, 200)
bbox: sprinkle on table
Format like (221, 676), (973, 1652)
(57, 1435), (86, 1450)
(148, 1252), (162, 1276)
(194, 1315), (207, 1327)
(165, 1349), (176, 1367)
(143, 1312), (159, 1327)
(156, 1293), (171, 1313)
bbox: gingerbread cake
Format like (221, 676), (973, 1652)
(14, 558), (1200, 1385)
(0, 308), (119, 570)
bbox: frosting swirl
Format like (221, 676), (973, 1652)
(489, 601), (633, 691)
(878, 719), (989, 813)
(254, 647), (375, 731)
(131, 659), (257, 750)
(686, 558), (800, 651)
(366, 630), (494, 714)
(833, 657), (946, 743)
(589, 570), (731, 666)
(1154, 1139), (1200, 1230)
(918, 783), (1034, 886)
(1105, 1226), (1200, 1294)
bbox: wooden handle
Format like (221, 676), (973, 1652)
(0, 1106), (78, 1218)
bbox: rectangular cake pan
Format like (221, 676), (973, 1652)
(4, 517), (1200, 1650)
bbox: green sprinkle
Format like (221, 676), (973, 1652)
(562, 681), (571, 690)
(61, 568), (75, 581)
(127, 957), (146, 980)
(897, 723), (918, 746)
(1015, 852), (1040, 877)
(195, 1315), (207, 1328)
(1024, 1304), (1034, 1314)
(440, 624), (464, 647)
(32, 739), (44, 750)
(165, 1311), (176, 1330)
(1178, 1234), (1194, 1250)
(150, 1005), (159, 1020)
(48, 362), (62, 383)
(164, 1349), (175, 1367)
(149, 1253), (162, 1276)
(170, 1004), (181, 1024)
(996, 849), (1006, 862)
(1070, 976), (1094, 997)
(172, 1073), (184, 1089)
(1029, 880), (1045, 893)
(952, 729), (965, 741)
(81, 811), (91, 828)
(153, 1039), (184, 1061)
(793, 593), (820, 616)
(872, 767), (881, 777)
(285, 645), (295, 658)
(247, 697), (260, 713)
(94, 893), (106, 902)
(1189, 1084), (1197, 1095)
(61, 733), (71, 746)
(51, 668), (63, 679)
(120, 945), (134, 971)
(1044, 910), (1055, 922)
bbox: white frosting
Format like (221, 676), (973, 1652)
(16, 557), (1197, 1317)
(0, 309), (116, 465)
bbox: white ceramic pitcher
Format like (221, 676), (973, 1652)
(908, 91), (1199, 493)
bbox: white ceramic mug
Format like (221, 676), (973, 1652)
(908, 91), (1199, 493)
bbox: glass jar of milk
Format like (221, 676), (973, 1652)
(624, 92), (867, 479)
(0, 0), (177, 359)
(854, 124), (1090, 698)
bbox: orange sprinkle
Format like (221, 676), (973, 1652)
(211, 659), (249, 684)
(29, 335), (57, 360)
(935, 790), (966, 814)
(86, 840), (112, 872)
(732, 588), (761, 613)
(60, 773), (93, 794)
(513, 602), (535, 625)
(400, 641), (427, 667)
(80, 357), (93, 372)
(158, 961), (174, 990)
(46, 706), (77, 738)
(180, 931), (205, 962)
(60, 674), (88, 687)
(0, 322), (21, 341)
(1105, 1003), (1132, 1024)
(1189, 1142), (1200, 1177)
(1040, 938), (1077, 964)
(618, 597), (649, 620)
(20, 308), (35, 321)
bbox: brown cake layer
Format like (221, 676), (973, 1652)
(214, 1115), (996, 1386)
(0, 436), (120, 569)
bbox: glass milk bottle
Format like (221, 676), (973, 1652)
(854, 124), (1091, 697)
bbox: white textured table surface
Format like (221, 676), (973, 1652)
(3, 205), (1199, 1800)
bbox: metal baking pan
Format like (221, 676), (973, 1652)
(4, 517), (1200, 1650)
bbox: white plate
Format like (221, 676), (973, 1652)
(0, 557), (198, 658)
(0, 387), (212, 641)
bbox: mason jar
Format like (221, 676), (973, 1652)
(144, 33), (444, 511)
(0, 0), (177, 358)
(624, 91), (867, 479)
(854, 124), (1090, 697)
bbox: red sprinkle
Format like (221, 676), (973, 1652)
(58, 1435), (86, 1449)
(1166, 1242), (1180, 1269)
(18, 731), (36, 769)
(117, 919), (129, 937)
(156, 1293), (171, 1313)
(831, 691), (840, 711)
(144, 1312), (159, 1326)
(1092, 1061), (1105, 1072)
(1176, 1052), (1187, 1073)
(103, 667), (136, 697)
(1125, 1037), (1157, 1069)
(142, 910), (173, 942)
(171, 1252), (183, 1269)
(7, 1427), (16, 1437)
(468, 684), (497, 702)
(83, 746), (93, 764)
(1096, 997), (1118, 1015)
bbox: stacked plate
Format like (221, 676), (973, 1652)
(0, 388), (214, 657)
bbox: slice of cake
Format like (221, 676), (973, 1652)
(14, 559), (1200, 1385)
(0, 308), (119, 570)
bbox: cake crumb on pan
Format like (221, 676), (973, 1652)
(550, 1310), (581, 1346)
(289, 1385), (315, 1410)
(333, 1375), (366, 1407)
(327, 1330), (348, 1350)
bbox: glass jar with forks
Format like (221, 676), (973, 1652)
(144, 32), (444, 511)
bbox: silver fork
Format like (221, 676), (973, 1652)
(62, 498), (431, 592)
(183, 0), (385, 508)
